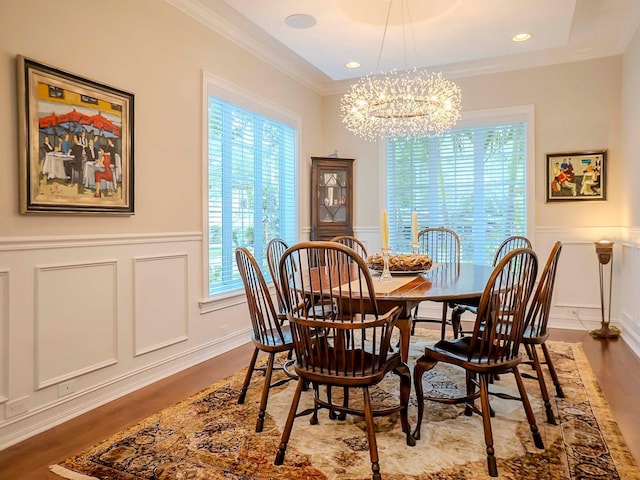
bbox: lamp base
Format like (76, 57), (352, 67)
(590, 324), (621, 339)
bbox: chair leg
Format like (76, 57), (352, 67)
(451, 306), (463, 338)
(238, 347), (259, 404)
(339, 387), (349, 420)
(464, 371), (476, 416)
(412, 355), (429, 439)
(529, 345), (556, 425)
(440, 302), (448, 340)
(255, 352), (276, 432)
(512, 367), (545, 450)
(523, 344), (535, 368)
(275, 379), (305, 466)
(362, 387), (382, 480)
(541, 342), (565, 398)
(478, 374), (498, 477)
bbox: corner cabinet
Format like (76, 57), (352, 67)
(310, 156), (355, 241)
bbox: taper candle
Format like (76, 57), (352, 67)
(381, 210), (389, 249)
(412, 212), (418, 244)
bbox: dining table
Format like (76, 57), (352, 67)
(367, 262), (495, 362)
(293, 261), (495, 363)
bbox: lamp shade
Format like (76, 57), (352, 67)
(594, 240), (613, 265)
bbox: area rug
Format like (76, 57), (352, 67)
(51, 330), (640, 479)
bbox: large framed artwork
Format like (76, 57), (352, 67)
(17, 56), (134, 214)
(546, 150), (606, 202)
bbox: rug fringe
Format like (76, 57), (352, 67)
(49, 464), (99, 479)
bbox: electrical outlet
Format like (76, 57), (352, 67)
(6, 396), (29, 418)
(58, 380), (76, 398)
(220, 324), (230, 337)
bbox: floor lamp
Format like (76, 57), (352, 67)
(590, 240), (621, 339)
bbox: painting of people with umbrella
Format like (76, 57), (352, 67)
(17, 56), (134, 214)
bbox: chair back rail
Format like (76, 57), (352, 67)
(417, 227), (460, 264)
(236, 247), (288, 348)
(267, 238), (289, 314)
(279, 241), (399, 379)
(468, 247), (538, 364)
(330, 235), (369, 260)
(524, 241), (563, 339)
(493, 235), (532, 266)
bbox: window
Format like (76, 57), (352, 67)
(206, 75), (298, 297)
(386, 107), (533, 265)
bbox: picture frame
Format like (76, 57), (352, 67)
(17, 56), (134, 214)
(546, 150), (606, 202)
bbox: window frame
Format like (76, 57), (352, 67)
(200, 72), (301, 312)
(379, 105), (535, 260)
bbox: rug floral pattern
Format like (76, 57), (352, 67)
(51, 331), (640, 479)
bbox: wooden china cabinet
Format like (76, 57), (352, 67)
(310, 156), (354, 241)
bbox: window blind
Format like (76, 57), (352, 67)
(386, 121), (527, 265)
(208, 96), (297, 296)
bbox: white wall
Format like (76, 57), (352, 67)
(0, 0), (323, 448)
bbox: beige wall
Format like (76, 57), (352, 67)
(0, 0), (324, 236)
(322, 57), (623, 231)
(0, 0), (323, 449)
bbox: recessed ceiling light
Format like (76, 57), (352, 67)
(345, 61), (361, 69)
(284, 14), (316, 29)
(512, 33), (532, 42)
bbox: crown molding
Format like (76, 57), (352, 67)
(165, 0), (329, 95)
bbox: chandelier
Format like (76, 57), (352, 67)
(340, 1), (462, 141)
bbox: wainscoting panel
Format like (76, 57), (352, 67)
(133, 254), (188, 356)
(0, 269), (8, 404)
(35, 262), (118, 389)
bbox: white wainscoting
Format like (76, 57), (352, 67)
(35, 261), (118, 389)
(0, 226), (638, 450)
(0, 232), (252, 450)
(133, 254), (189, 356)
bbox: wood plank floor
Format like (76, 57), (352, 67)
(1, 329), (638, 479)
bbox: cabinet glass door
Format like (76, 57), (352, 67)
(318, 168), (347, 224)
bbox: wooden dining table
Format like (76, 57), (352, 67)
(365, 262), (495, 361)
(295, 262), (495, 362)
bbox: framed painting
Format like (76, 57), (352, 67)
(17, 56), (134, 214)
(546, 150), (606, 202)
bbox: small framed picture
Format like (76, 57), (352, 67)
(546, 150), (606, 202)
(17, 56), (134, 214)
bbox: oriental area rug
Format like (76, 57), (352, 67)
(51, 330), (640, 480)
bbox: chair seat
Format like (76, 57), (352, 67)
(522, 325), (550, 345)
(252, 325), (293, 351)
(426, 331), (522, 373)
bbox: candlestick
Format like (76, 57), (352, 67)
(380, 247), (392, 281)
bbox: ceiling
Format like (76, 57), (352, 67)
(169, 0), (640, 94)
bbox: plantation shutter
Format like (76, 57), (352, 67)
(208, 96), (297, 295)
(386, 121), (527, 265)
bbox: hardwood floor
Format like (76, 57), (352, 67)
(1, 329), (638, 479)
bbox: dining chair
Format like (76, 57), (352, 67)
(493, 235), (533, 265)
(266, 237), (290, 319)
(413, 247), (540, 478)
(235, 247), (294, 433)
(520, 241), (564, 424)
(412, 227), (461, 338)
(329, 234), (368, 260)
(274, 241), (415, 480)
(451, 235), (533, 337)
